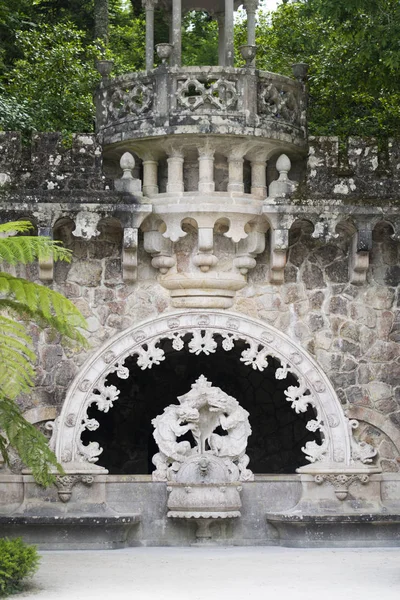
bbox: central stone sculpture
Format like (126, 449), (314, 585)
(151, 375), (253, 537)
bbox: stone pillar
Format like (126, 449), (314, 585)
(143, 158), (159, 196)
(224, 0), (234, 67)
(171, 0), (182, 67)
(250, 159), (267, 198)
(216, 13), (225, 67)
(198, 147), (215, 193)
(167, 152), (184, 193)
(245, 0), (258, 67)
(228, 156), (244, 193)
(143, 0), (157, 71)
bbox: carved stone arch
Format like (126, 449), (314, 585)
(54, 310), (376, 473)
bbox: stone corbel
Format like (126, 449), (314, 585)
(234, 226), (266, 274)
(314, 473), (370, 501)
(38, 225), (54, 282)
(269, 227), (289, 284)
(349, 227), (372, 285)
(193, 227), (218, 272)
(55, 474), (94, 503)
(143, 219), (176, 273)
(122, 227), (138, 283)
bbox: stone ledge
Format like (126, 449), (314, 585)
(266, 512), (400, 547)
(0, 513), (141, 550)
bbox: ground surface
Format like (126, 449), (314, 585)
(15, 547), (400, 600)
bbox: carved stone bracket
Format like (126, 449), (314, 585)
(38, 225), (54, 282)
(314, 473), (370, 501)
(269, 227), (288, 284)
(122, 227), (138, 282)
(55, 474), (94, 503)
(143, 218), (176, 273)
(349, 227), (372, 285)
(234, 226), (266, 275)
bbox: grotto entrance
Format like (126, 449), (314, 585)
(82, 335), (320, 475)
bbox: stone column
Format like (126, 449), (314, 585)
(171, 0), (182, 67)
(224, 0), (234, 67)
(228, 155), (244, 193)
(143, 0), (157, 71)
(216, 13), (225, 67)
(250, 159), (267, 198)
(245, 0), (258, 66)
(143, 158), (159, 196)
(198, 147), (215, 193)
(167, 151), (184, 193)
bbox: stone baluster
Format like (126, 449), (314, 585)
(38, 225), (54, 282)
(167, 151), (184, 193)
(171, 0), (182, 67)
(142, 157), (159, 196)
(268, 154), (295, 198)
(193, 227), (218, 272)
(244, 0), (258, 66)
(198, 147), (215, 193)
(228, 154), (244, 193)
(143, 0), (157, 71)
(225, 0), (234, 67)
(114, 152), (142, 195)
(250, 159), (267, 198)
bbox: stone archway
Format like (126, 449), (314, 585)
(54, 310), (376, 473)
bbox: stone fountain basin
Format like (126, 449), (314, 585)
(167, 482), (242, 519)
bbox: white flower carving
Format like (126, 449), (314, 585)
(116, 364), (130, 379)
(285, 385), (311, 413)
(302, 438), (328, 463)
(275, 363), (289, 380)
(221, 334), (236, 351)
(240, 345), (268, 371)
(188, 331), (217, 355)
(136, 342), (165, 369)
(92, 384), (120, 413)
(169, 333), (185, 351)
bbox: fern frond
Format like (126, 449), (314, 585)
(0, 236), (72, 265)
(0, 315), (35, 400)
(0, 273), (88, 346)
(0, 221), (34, 236)
(0, 394), (63, 486)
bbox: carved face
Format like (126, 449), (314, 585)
(207, 389), (229, 412)
(177, 406), (199, 423)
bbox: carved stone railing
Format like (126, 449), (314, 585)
(95, 66), (307, 147)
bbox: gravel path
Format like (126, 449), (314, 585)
(15, 546), (400, 600)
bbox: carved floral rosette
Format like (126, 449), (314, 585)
(52, 311), (379, 474)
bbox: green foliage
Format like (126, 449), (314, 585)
(1, 0), (400, 139)
(0, 221), (88, 486)
(2, 23), (100, 134)
(182, 12), (218, 67)
(251, 1), (400, 138)
(0, 538), (39, 597)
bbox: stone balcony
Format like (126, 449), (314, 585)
(95, 66), (307, 154)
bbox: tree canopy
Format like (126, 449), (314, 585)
(0, 1), (399, 138)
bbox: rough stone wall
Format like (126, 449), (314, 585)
(0, 132), (399, 474)
(12, 222), (399, 472)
